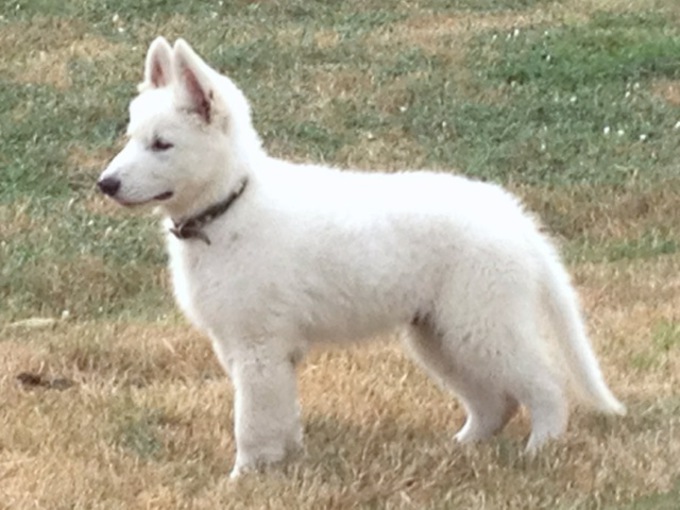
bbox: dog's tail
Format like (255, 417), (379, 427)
(541, 250), (626, 415)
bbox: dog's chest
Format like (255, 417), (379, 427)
(166, 239), (229, 332)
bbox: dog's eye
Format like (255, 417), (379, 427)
(151, 138), (174, 152)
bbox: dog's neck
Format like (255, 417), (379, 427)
(168, 177), (248, 245)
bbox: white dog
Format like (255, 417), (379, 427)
(98, 37), (625, 477)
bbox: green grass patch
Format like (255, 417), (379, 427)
(5, 0), (551, 25)
(111, 398), (166, 461)
(568, 229), (678, 263)
(630, 320), (680, 372)
(2, 1), (679, 321)
(435, 12), (680, 184)
(0, 79), (131, 202)
(615, 479), (680, 510)
(491, 12), (680, 90)
(0, 199), (169, 321)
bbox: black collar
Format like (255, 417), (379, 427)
(169, 178), (248, 245)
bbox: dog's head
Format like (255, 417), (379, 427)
(97, 37), (260, 217)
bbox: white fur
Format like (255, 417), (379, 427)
(99, 37), (625, 477)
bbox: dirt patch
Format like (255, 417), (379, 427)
(314, 29), (341, 50)
(650, 79), (680, 106)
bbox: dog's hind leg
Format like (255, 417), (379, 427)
(484, 317), (569, 452)
(503, 326), (569, 452)
(455, 391), (519, 444)
(403, 321), (519, 443)
(416, 289), (569, 452)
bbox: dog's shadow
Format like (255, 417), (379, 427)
(291, 405), (626, 480)
(293, 410), (493, 478)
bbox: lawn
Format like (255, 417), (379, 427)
(1, 0), (679, 508)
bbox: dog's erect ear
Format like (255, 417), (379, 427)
(143, 37), (173, 89)
(172, 39), (214, 124)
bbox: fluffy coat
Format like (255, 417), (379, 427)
(98, 37), (625, 477)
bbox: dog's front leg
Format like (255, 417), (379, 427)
(228, 346), (303, 478)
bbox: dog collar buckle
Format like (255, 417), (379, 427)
(170, 221), (212, 245)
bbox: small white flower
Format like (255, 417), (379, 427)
(513, 28), (520, 37)
(112, 13), (119, 23)
(639, 134), (648, 142)
(625, 91), (631, 99)
(674, 120), (680, 130)
(569, 95), (577, 103)
(117, 26), (125, 33)
(492, 34), (498, 42)
(61, 310), (70, 320)
(603, 126), (611, 135)
(399, 105), (407, 113)
(441, 121), (447, 128)
(617, 129), (625, 137)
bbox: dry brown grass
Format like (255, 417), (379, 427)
(335, 127), (430, 171)
(0, 200), (37, 239)
(0, 18), (123, 89)
(518, 181), (680, 242)
(651, 79), (680, 106)
(2, 0), (679, 507)
(67, 145), (122, 215)
(1, 249), (678, 508)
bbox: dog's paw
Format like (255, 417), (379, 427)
(229, 440), (304, 480)
(228, 459), (275, 480)
(229, 464), (248, 480)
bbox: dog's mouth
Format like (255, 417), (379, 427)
(116, 191), (174, 207)
(154, 191), (174, 201)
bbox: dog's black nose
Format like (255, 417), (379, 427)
(97, 177), (121, 197)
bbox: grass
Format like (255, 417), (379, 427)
(1, 0), (679, 507)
